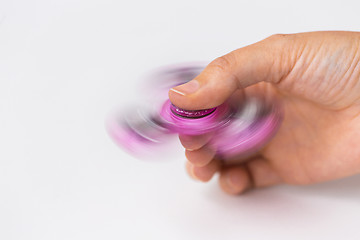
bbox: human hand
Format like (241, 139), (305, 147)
(168, 31), (360, 195)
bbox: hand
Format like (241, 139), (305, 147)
(168, 31), (360, 195)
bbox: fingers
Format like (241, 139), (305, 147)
(185, 153), (282, 194)
(185, 146), (215, 167)
(184, 144), (217, 182)
(179, 133), (215, 167)
(179, 133), (212, 151)
(219, 157), (282, 195)
(169, 34), (295, 110)
(186, 159), (221, 182)
(245, 157), (283, 188)
(219, 165), (252, 195)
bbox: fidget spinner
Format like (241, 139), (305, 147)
(107, 64), (283, 160)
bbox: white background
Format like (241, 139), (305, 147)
(1, 0), (360, 239)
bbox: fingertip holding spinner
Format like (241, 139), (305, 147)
(106, 64), (283, 161)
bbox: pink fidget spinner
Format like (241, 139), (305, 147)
(107, 64), (283, 160)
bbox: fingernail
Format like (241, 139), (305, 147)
(170, 80), (200, 96)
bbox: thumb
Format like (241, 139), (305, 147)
(168, 34), (295, 110)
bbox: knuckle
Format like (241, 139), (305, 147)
(208, 54), (235, 73)
(267, 33), (289, 41)
(264, 33), (293, 46)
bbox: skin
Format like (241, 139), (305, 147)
(168, 31), (360, 195)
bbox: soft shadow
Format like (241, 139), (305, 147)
(286, 174), (360, 200)
(203, 174), (360, 221)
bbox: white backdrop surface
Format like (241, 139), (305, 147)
(1, 0), (360, 239)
